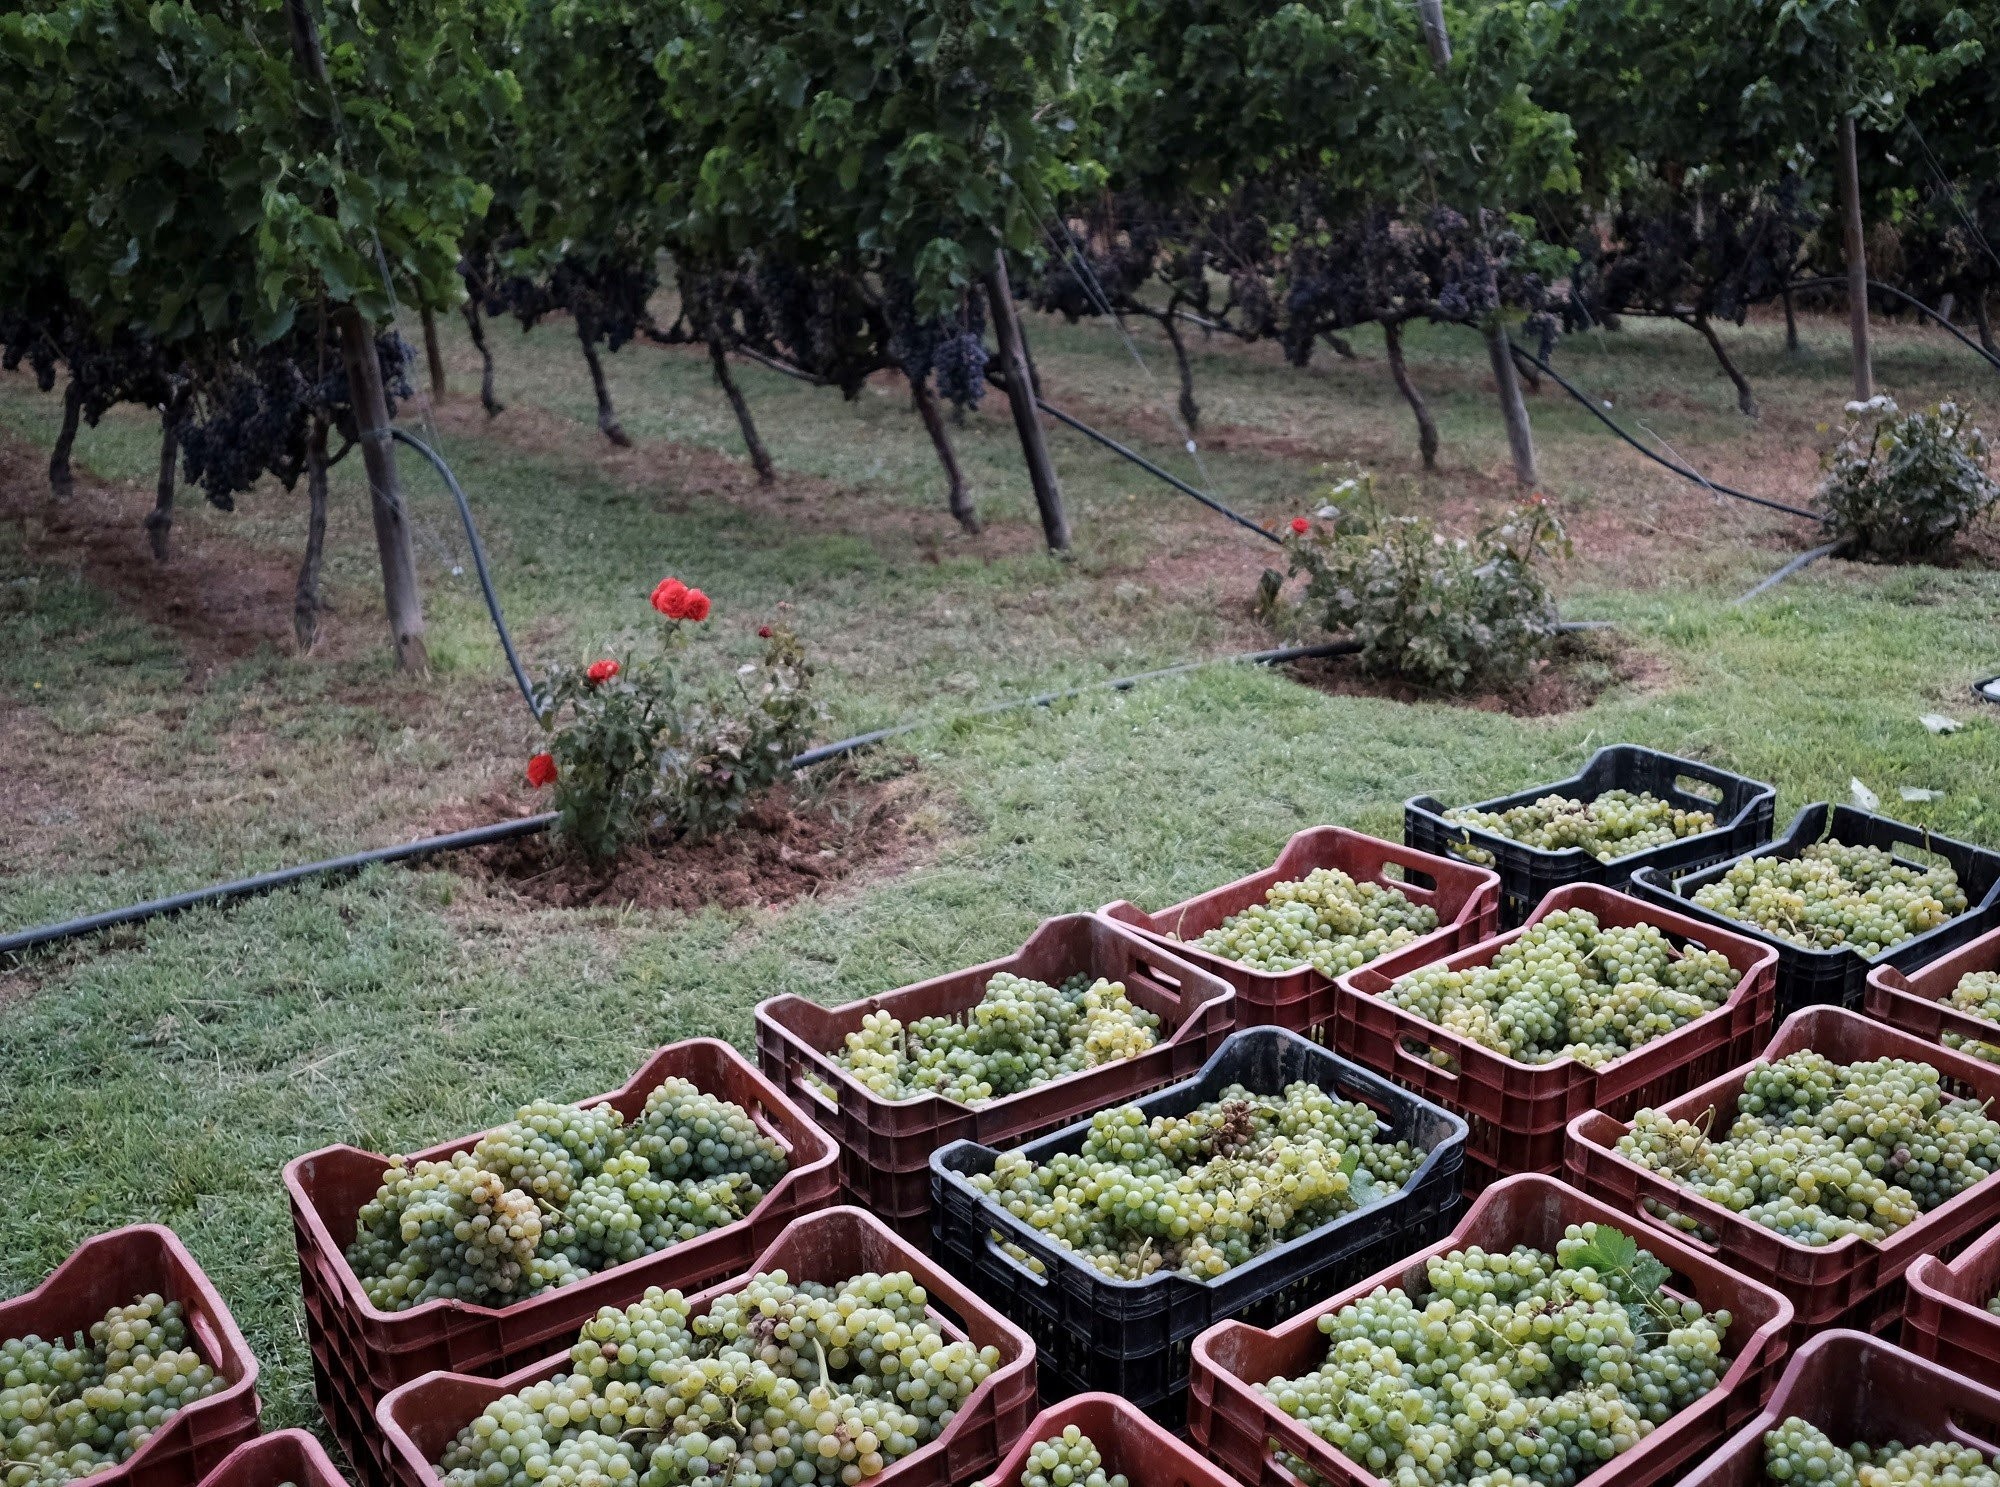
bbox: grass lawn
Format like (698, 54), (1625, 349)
(2, 295), (1997, 1436)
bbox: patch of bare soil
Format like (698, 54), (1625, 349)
(1284, 630), (1670, 719)
(0, 434), (355, 675)
(432, 769), (934, 913)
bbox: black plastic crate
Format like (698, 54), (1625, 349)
(1630, 803), (2000, 1017)
(929, 1027), (1467, 1423)
(1406, 745), (1777, 927)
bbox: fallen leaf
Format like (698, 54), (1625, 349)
(1851, 778), (1880, 811)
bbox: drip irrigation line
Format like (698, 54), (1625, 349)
(1734, 540), (1847, 605)
(1789, 276), (2000, 374)
(1506, 340), (1827, 523)
(391, 429), (541, 721)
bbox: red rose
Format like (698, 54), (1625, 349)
(681, 588), (711, 622)
(650, 578), (690, 618)
(586, 658), (620, 685)
(1290, 516), (1311, 535)
(526, 752), (558, 788)
(758, 625), (773, 639)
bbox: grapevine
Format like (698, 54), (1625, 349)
(1260, 1224), (1731, 1487)
(346, 1083), (788, 1311)
(1764, 1416), (2000, 1487)
(1445, 791), (1717, 865)
(1194, 868), (1439, 979)
(1941, 971), (2000, 1064)
(970, 1081), (1426, 1280)
(830, 974), (1160, 1107)
(434, 1273), (1000, 1487)
(1690, 844), (1968, 955)
(1616, 1050), (2000, 1245)
(0, 1295), (223, 1487)
(1381, 907), (1738, 1068)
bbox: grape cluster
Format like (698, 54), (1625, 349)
(831, 974), (1160, 1108)
(435, 1271), (1000, 1487)
(1690, 842), (1967, 955)
(1764, 1416), (2000, 1487)
(1939, 971), (2000, 1065)
(1, 1295), (223, 1487)
(1260, 1225), (1731, 1487)
(978, 1429), (1128, 1487)
(1616, 1050), (2000, 1246)
(1445, 790), (1717, 865)
(1382, 908), (1738, 1068)
(970, 1081), (1426, 1281)
(347, 1081), (789, 1311)
(1194, 868), (1440, 978)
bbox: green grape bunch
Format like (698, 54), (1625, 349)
(1690, 842), (1967, 956)
(1616, 1050), (2000, 1246)
(347, 1087), (789, 1313)
(970, 1081), (1427, 1281)
(1446, 790), (1717, 864)
(1382, 908), (1739, 1068)
(1191, 868), (1440, 979)
(435, 1272), (1002, 1487)
(1260, 1224), (1731, 1487)
(1939, 971), (2000, 1065)
(1765, 1415), (2000, 1487)
(972, 1428), (1129, 1487)
(1, 1294), (224, 1487)
(832, 973), (1161, 1107)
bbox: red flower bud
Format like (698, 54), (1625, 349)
(526, 752), (558, 788)
(1290, 516), (1311, 535)
(586, 658), (620, 685)
(758, 625), (773, 639)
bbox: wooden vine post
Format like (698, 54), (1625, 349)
(283, 0), (429, 669)
(984, 252), (1071, 552)
(1836, 114), (1874, 401)
(1418, 0), (1538, 487)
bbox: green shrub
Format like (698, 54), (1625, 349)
(528, 582), (820, 863)
(1260, 474), (1570, 692)
(1818, 397), (1999, 561)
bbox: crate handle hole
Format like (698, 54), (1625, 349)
(983, 1230), (1051, 1288)
(1894, 844), (1953, 875)
(1397, 1037), (1458, 1078)
(1948, 1410), (2000, 1456)
(1639, 1197), (1720, 1251)
(1674, 774), (1727, 806)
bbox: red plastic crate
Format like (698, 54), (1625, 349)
(1099, 826), (1499, 1043)
(1677, 1330), (2000, 1487)
(1566, 1005), (2000, 1335)
(284, 1038), (839, 1487)
(1867, 921), (2000, 1057)
(195, 1432), (347, 1487)
(0, 1226), (262, 1487)
(375, 1206), (1036, 1487)
(1335, 884), (1777, 1189)
(1901, 1210), (2000, 1387)
(754, 913), (1234, 1240)
(979, 1394), (1249, 1487)
(1186, 1174), (1792, 1487)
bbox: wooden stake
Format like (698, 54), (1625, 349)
(420, 303), (448, 399)
(983, 253), (1070, 552)
(1838, 115), (1874, 402)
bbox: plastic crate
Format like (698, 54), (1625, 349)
(977, 1394), (1250, 1487)
(1333, 884), (1778, 1189)
(1187, 1173), (1792, 1487)
(930, 1027), (1467, 1420)
(1566, 1005), (2000, 1335)
(374, 1206), (1036, 1487)
(1867, 920), (2000, 1057)
(755, 914), (1235, 1242)
(195, 1432), (347, 1487)
(1629, 803), (2000, 1016)
(1098, 826), (1500, 1044)
(285, 1038), (840, 1487)
(1676, 1330), (2000, 1487)
(0, 1226), (262, 1487)
(1405, 746), (1777, 928)
(1901, 1208), (2000, 1387)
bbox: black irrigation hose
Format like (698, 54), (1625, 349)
(1734, 540), (1848, 605)
(1789, 277), (2000, 375)
(1506, 340), (1828, 523)
(391, 428), (542, 721)
(0, 638), (1368, 958)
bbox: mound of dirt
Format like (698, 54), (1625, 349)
(1284, 630), (1666, 718)
(433, 770), (926, 912)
